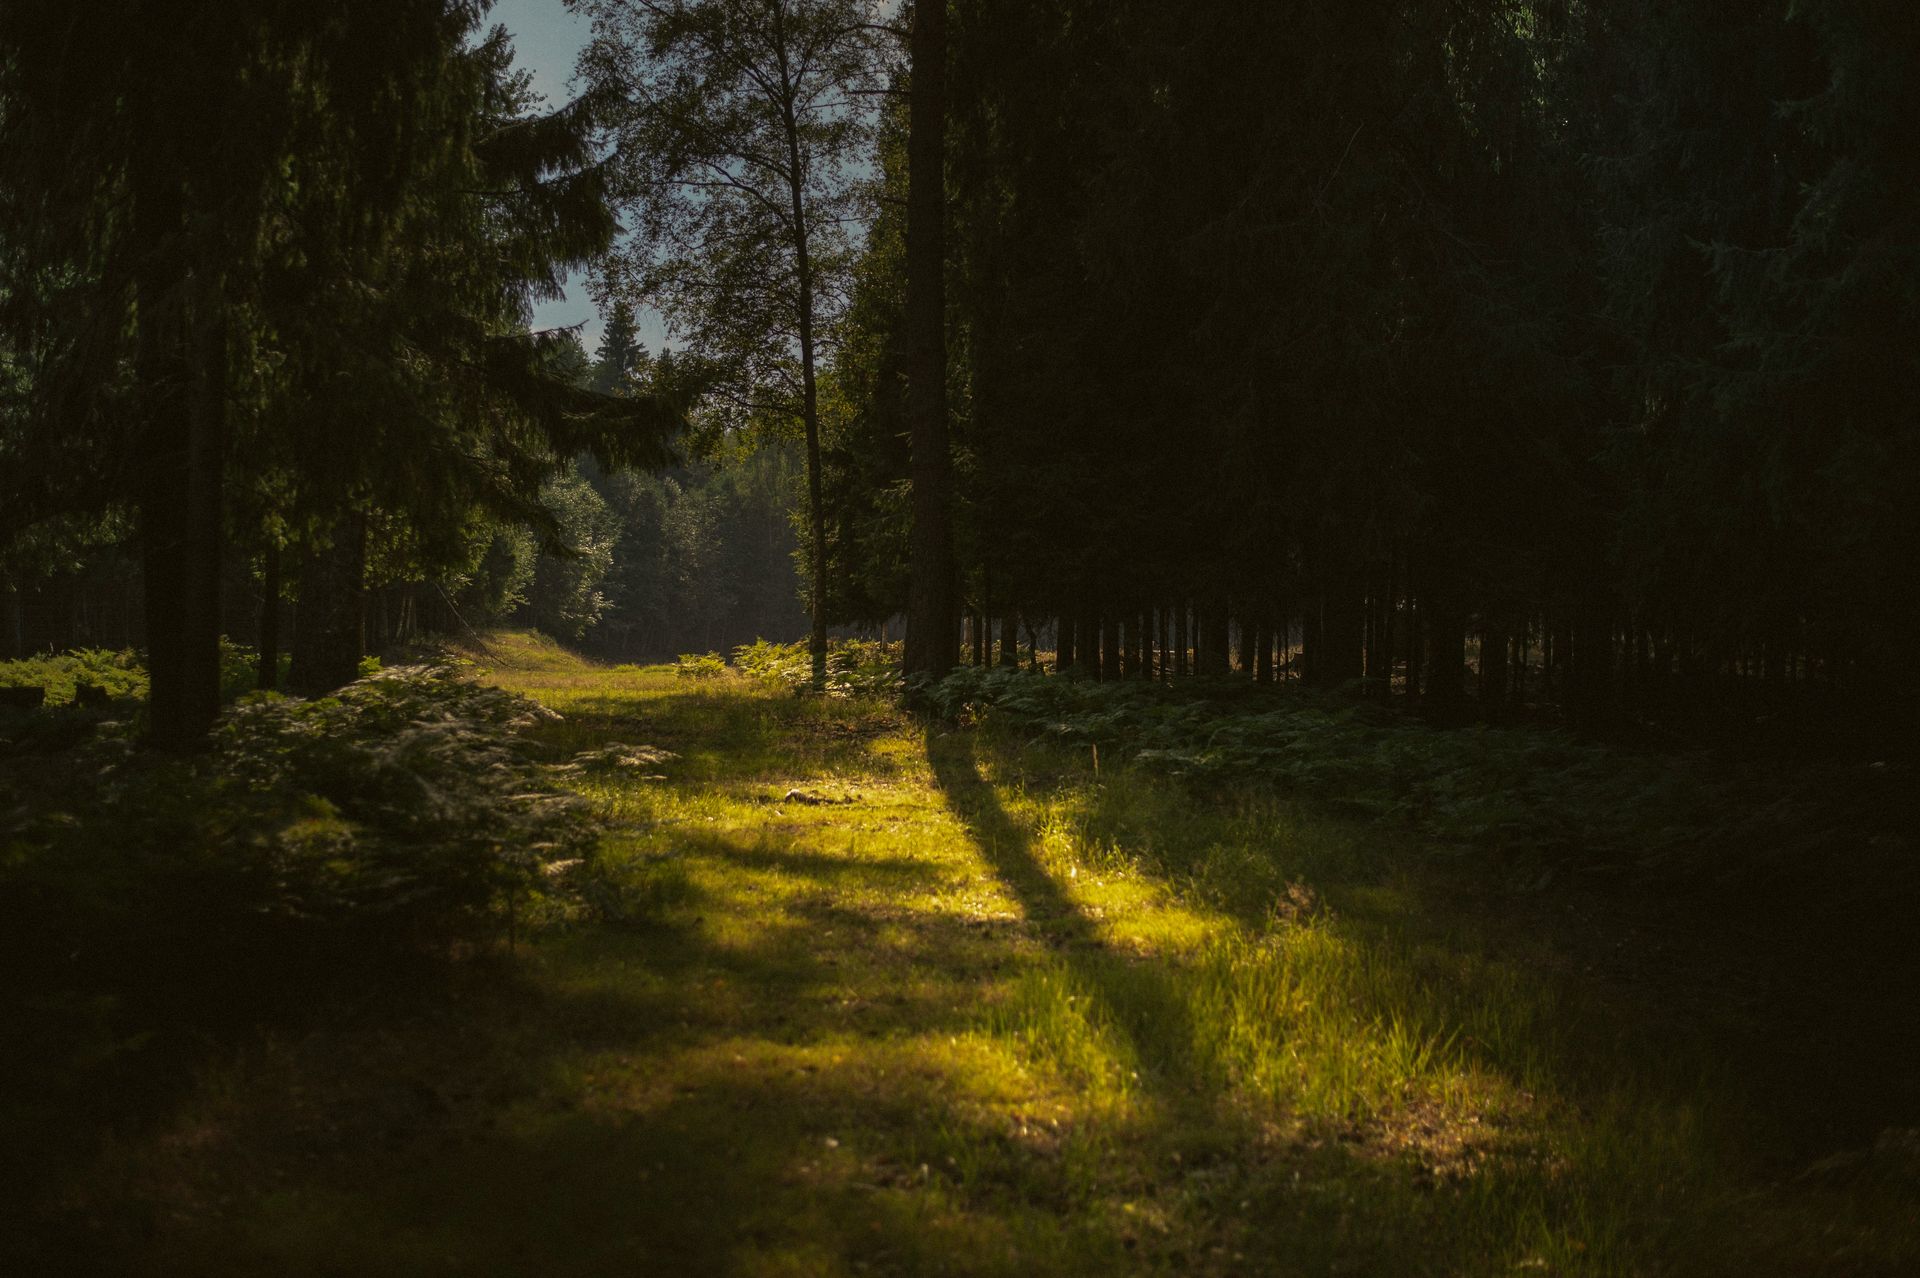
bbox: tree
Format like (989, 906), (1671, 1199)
(0, 1), (486, 743)
(527, 469), (622, 639)
(571, 0), (885, 690)
(1, 3), (681, 730)
(900, 0), (955, 681)
(276, 23), (682, 693)
(592, 300), (651, 395)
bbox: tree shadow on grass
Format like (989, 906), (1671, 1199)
(57, 811), (1228, 1276)
(923, 727), (1223, 1106)
(920, 725), (1920, 1276)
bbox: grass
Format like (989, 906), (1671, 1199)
(19, 629), (1917, 1275)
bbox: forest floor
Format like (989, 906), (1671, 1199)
(43, 632), (1920, 1275)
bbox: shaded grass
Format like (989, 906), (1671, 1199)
(28, 630), (1918, 1276)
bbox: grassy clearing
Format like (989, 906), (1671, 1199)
(28, 630), (1917, 1275)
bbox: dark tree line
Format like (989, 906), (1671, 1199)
(819, 0), (1919, 736)
(6, 0), (1915, 743)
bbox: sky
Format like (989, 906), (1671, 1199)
(485, 0), (668, 359)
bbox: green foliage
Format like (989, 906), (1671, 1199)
(0, 661), (607, 1238)
(581, 448), (808, 659)
(2, 664), (597, 955)
(732, 637), (813, 687)
(931, 667), (1913, 888)
(0, 661), (606, 1207)
(0, 648), (145, 704)
(526, 468), (621, 640)
(674, 651), (728, 679)
(732, 636), (901, 698)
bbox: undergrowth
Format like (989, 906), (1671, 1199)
(732, 636), (902, 697)
(0, 647), (146, 704)
(929, 665), (1916, 893)
(0, 662), (603, 1202)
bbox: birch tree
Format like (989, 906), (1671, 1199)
(572, 0), (886, 689)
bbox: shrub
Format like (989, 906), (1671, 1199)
(209, 664), (596, 932)
(674, 651), (729, 679)
(0, 648), (146, 705)
(0, 663), (601, 1034)
(731, 636), (901, 697)
(733, 637), (810, 687)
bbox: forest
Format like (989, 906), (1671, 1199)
(3, 1), (1916, 1274)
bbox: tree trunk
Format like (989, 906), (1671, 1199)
(257, 540), (282, 690)
(1277, 594), (1292, 683)
(1479, 620), (1509, 719)
(902, 0), (955, 681)
(777, 92), (830, 692)
(1423, 592), (1468, 723)
(1405, 590), (1423, 703)
(1057, 612), (1076, 671)
(289, 513), (367, 695)
(1198, 596), (1230, 677)
(1315, 590), (1365, 687)
(1174, 601), (1189, 677)
(999, 611), (1018, 668)
(1569, 595), (1615, 731)
(134, 184), (224, 749)
(1, 583), (20, 660)
(1101, 610), (1121, 682)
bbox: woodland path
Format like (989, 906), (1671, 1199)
(121, 636), (1916, 1276)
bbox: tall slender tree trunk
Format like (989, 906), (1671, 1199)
(999, 612), (1018, 668)
(778, 88), (831, 692)
(1479, 620), (1509, 719)
(902, 0), (955, 681)
(1569, 594), (1615, 731)
(1320, 589), (1365, 686)
(289, 513), (367, 695)
(1276, 594), (1292, 683)
(1, 582), (19, 660)
(1174, 602), (1189, 677)
(257, 539), (282, 690)
(1423, 591), (1468, 724)
(133, 166), (224, 749)
(1057, 612), (1076, 671)
(1199, 595), (1230, 676)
